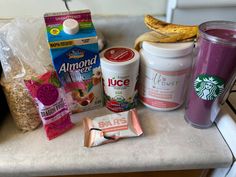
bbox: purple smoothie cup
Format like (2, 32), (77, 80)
(185, 21), (236, 128)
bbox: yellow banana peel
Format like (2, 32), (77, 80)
(134, 15), (198, 51)
(134, 31), (195, 51)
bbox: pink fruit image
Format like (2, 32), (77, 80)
(37, 84), (59, 106)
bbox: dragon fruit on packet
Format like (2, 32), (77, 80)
(25, 71), (74, 140)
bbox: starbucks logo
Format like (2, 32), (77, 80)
(194, 74), (224, 101)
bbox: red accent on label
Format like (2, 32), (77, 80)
(106, 100), (123, 113)
(103, 125), (128, 133)
(140, 96), (179, 108)
(108, 78), (130, 87)
(104, 48), (135, 62)
(44, 113), (74, 140)
(43, 107), (67, 120)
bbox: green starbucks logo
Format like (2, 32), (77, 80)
(194, 74), (224, 101)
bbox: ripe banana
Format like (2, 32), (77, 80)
(134, 15), (198, 51)
(134, 31), (195, 51)
(144, 15), (198, 41)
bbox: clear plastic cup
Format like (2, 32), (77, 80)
(185, 21), (236, 128)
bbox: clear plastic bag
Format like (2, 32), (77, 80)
(0, 18), (52, 131)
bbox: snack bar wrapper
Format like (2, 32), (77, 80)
(83, 109), (143, 147)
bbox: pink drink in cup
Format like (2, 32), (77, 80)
(185, 21), (236, 128)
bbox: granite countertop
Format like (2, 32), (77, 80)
(0, 105), (233, 177)
(0, 16), (233, 177)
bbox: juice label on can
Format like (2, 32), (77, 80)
(44, 10), (103, 113)
(139, 66), (191, 109)
(103, 72), (138, 112)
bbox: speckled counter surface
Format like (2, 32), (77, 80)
(0, 16), (233, 177)
(0, 105), (233, 177)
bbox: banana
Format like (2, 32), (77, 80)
(134, 31), (195, 51)
(134, 15), (198, 51)
(144, 15), (198, 40)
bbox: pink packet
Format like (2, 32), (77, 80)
(83, 109), (143, 147)
(25, 71), (74, 140)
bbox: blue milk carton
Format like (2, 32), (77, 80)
(44, 10), (103, 113)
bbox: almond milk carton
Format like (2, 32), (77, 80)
(44, 10), (103, 113)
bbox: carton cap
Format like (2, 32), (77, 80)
(63, 19), (79, 35)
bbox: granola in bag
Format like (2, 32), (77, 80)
(0, 18), (51, 131)
(0, 64), (41, 131)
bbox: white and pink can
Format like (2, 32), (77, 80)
(139, 42), (194, 111)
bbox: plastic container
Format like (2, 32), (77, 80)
(139, 41), (194, 111)
(185, 21), (236, 128)
(100, 47), (140, 112)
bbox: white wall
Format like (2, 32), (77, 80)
(0, 0), (167, 18)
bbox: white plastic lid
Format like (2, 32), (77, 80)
(100, 47), (140, 71)
(63, 19), (79, 35)
(142, 41), (194, 57)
